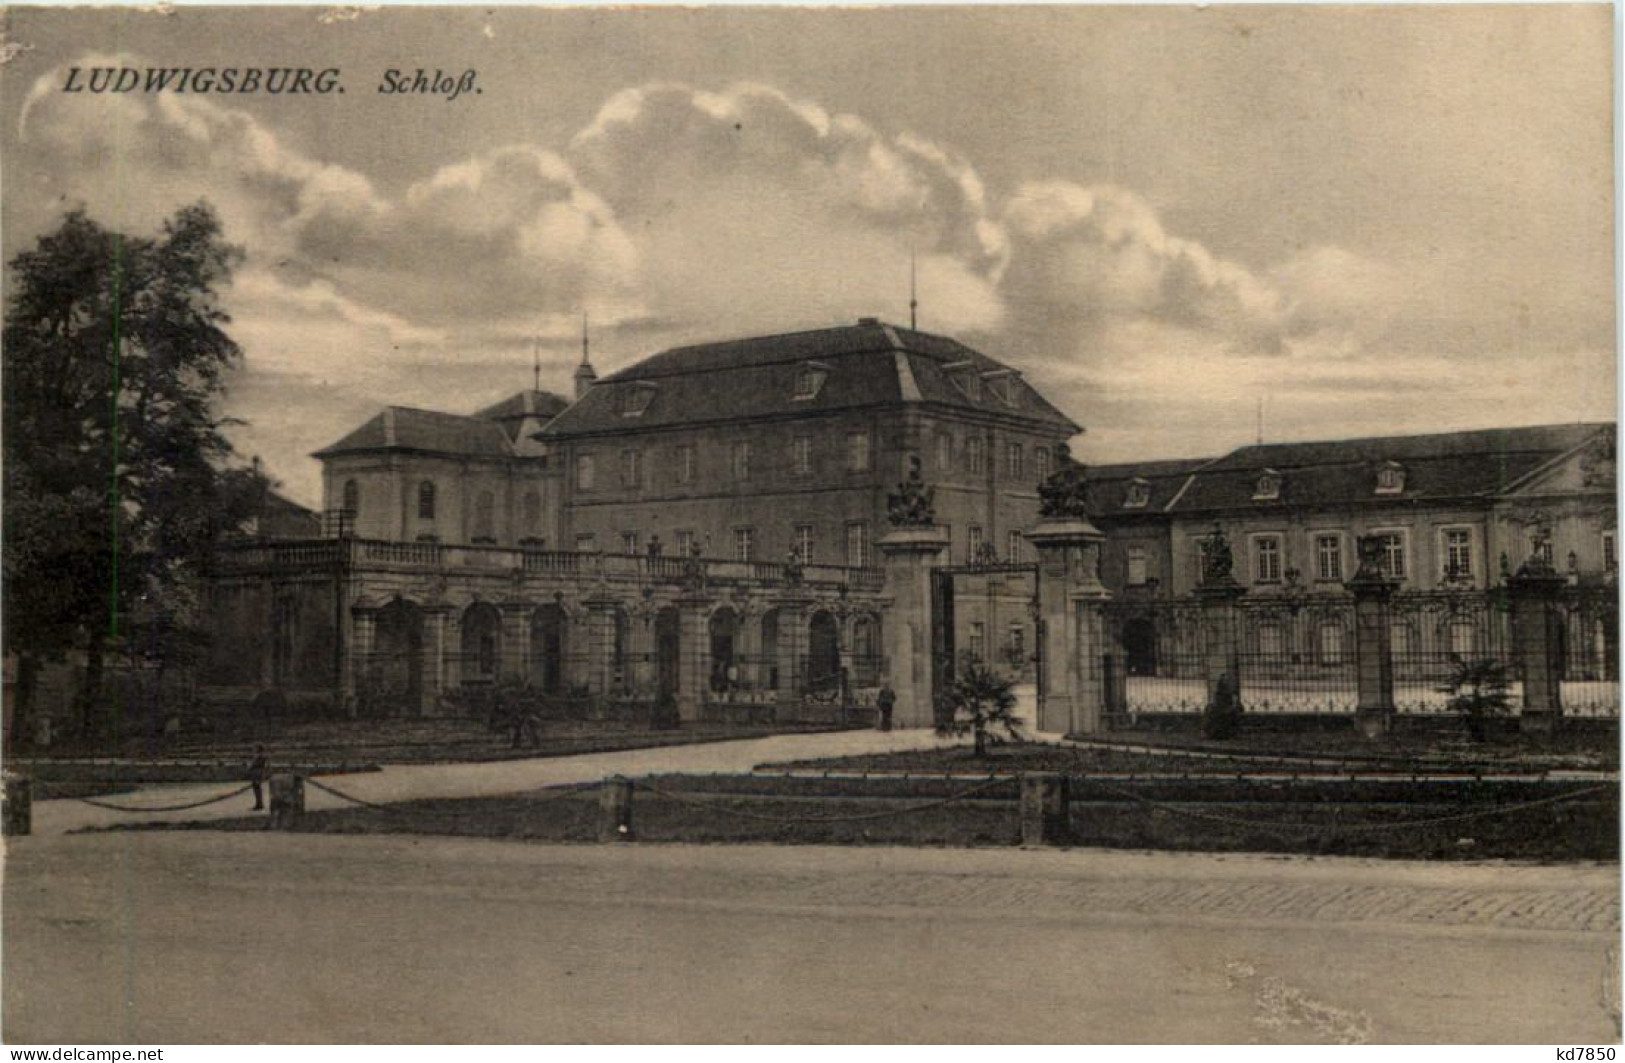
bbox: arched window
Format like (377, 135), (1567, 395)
(341, 479), (360, 518)
(417, 481), (436, 520)
(1318, 622), (1345, 666)
(473, 491), (495, 543)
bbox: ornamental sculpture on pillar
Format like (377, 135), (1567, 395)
(1351, 534), (1390, 583)
(1037, 442), (1090, 520)
(680, 541), (707, 592)
(783, 545), (805, 588)
(1198, 523), (1236, 588)
(886, 454), (936, 528)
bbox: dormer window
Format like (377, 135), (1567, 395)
(1375, 460), (1406, 495)
(793, 362), (830, 401)
(944, 360), (981, 401)
(616, 383), (658, 418)
(1253, 469), (1282, 501)
(1123, 478), (1151, 509)
(984, 370), (1021, 407)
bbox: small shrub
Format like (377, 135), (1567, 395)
(1437, 657), (1512, 742)
(936, 653), (1023, 758)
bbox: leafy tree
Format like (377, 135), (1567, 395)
(936, 653), (1024, 757)
(4, 204), (269, 742)
(1438, 656), (1512, 742)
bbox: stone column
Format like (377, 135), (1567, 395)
(675, 594), (713, 722)
(583, 595), (619, 695)
(734, 603), (763, 696)
(1347, 571), (1399, 738)
(1027, 518), (1110, 734)
(346, 607), (377, 712)
(499, 603), (531, 681)
(775, 597), (811, 703)
(421, 606), (451, 716)
(878, 526), (950, 729)
(1510, 564), (1567, 734)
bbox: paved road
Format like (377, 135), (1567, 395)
(5, 833), (1617, 1043)
(28, 728), (965, 835)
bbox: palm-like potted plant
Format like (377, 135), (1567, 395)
(936, 653), (1024, 758)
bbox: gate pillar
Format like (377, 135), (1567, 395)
(775, 597), (811, 702)
(1510, 560), (1567, 734)
(1347, 541), (1400, 739)
(421, 605), (451, 716)
(879, 526), (950, 729)
(1028, 519), (1110, 734)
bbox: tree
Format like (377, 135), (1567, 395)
(3, 204), (269, 742)
(1438, 657), (1512, 742)
(936, 653), (1024, 757)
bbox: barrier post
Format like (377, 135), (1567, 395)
(599, 776), (634, 842)
(3, 774), (32, 837)
(268, 773), (305, 830)
(1020, 772), (1070, 846)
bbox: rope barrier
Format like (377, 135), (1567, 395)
(635, 776), (1009, 824)
(66, 784), (257, 813)
(304, 776), (601, 818)
(1089, 779), (1616, 836)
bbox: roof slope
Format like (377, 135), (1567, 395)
(314, 406), (515, 458)
(541, 320), (1080, 436)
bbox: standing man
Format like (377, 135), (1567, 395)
(876, 683), (896, 732)
(248, 744), (270, 811)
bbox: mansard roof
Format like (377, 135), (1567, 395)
(475, 389), (571, 437)
(1083, 423), (1614, 519)
(538, 319), (1081, 437)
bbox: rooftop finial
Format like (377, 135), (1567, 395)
(909, 249), (918, 331)
(581, 310), (590, 366)
(573, 309), (598, 401)
(532, 334), (541, 393)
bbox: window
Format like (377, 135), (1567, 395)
(1007, 530), (1024, 564)
(793, 365), (827, 401)
(847, 431), (871, 472)
(793, 436), (813, 477)
(732, 441), (752, 481)
(946, 363), (982, 401)
(1253, 535), (1282, 583)
(967, 436), (985, 475)
(1126, 545), (1149, 586)
(619, 448), (642, 489)
(616, 384), (656, 417)
(675, 444), (696, 484)
(1314, 534), (1342, 582)
(575, 532), (598, 552)
(521, 492), (542, 535)
(733, 527), (754, 562)
(1257, 623), (1285, 658)
(1124, 479), (1150, 509)
(1035, 446), (1052, 481)
(1447, 618), (1479, 657)
(1006, 442), (1024, 479)
(341, 479), (360, 518)
(1376, 531), (1407, 580)
(1533, 532), (1555, 567)
(1390, 621), (1416, 658)
(1318, 622), (1345, 666)
(990, 373), (1020, 407)
(1443, 528), (1473, 581)
(846, 522), (871, 567)
(674, 530), (695, 557)
(1253, 469), (1282, 501)
(1375, 461), (1406, 495)
(793, 524), (815, 564)
(621, 531), (639, 555)
(417, 481), (436, 520)
(1605, 530), (1617, 572)
(1007, 623), (1026, 663)
(576, 454), (595, 492)
(472, 491), (495, 543)
(967, 524), (984, 563)
(968, 621), (986, 660)
(936, 433), (953, 472)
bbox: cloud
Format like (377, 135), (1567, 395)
(567, 82), (1008, 336)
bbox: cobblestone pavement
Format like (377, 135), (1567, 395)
(5, 834), (1617, 1043)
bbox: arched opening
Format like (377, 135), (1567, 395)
(807, 610), (841, 694)
(655, 607), (681, 697)
(709, 607), (740, 694)
(530, 603), (569, 694)
(417, 480), (436, 520)
(1123, 617), (1158, 676)
(1317, 621), (1345, 666)
(460, 602), (502, 685)
(341, 479), (360, 520)
(370, 598), (423, 716)
(472, 491), (496, 544)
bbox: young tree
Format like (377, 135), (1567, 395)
(936, 653), (1024, 757)
(1438, 656), (1512, 743)
(4, 204), (269, 741)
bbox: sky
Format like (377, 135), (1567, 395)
(1, 4), (1615, 507)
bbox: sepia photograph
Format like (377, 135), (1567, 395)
(0, 2), (1618, 1046)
